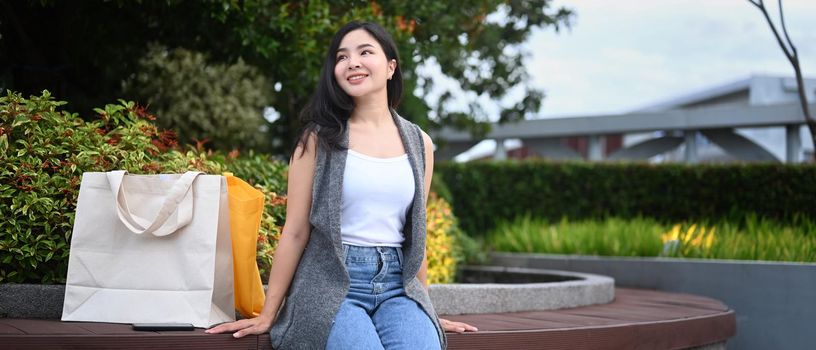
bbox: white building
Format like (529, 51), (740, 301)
(438, 75), (816, 163)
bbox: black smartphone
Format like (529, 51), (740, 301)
(132, 323), (195, 331)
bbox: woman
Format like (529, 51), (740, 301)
(207, 21), (476, 349)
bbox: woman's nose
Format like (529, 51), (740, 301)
(347, 57), (361, 69)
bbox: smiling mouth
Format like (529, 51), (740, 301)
(347, 74), (368, 82)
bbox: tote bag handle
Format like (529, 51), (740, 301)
(106, 171), (202, 236)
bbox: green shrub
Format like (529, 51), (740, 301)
(490, 216), (665, 257)
(0, 91), (205, 283)
(436, 161), (816, 236)
(0, 91), (284, 283)
(488, 215), (816, 262)
(429, 174), (454, 204)
(215, 151), (288, 194)
(123, 44), (273, 151)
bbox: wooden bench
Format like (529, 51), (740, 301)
(0, 288), (735, 349)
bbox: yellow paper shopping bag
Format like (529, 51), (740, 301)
(224, 173), (266, 318)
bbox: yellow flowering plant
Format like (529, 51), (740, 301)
(661, 223), (716, 257)
(425, 193), (465, 284)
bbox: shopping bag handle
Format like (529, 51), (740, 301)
(107, 171), (202, 236)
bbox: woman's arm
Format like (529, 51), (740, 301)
(419, 131), (478, 333)
(417, 130), (434, 289)
(207, 134), (318, 338)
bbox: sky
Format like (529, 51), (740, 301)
(528, 0), (816, 117)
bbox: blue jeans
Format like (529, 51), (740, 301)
(326, 244), (441, 350)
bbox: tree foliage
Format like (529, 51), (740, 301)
(123, 45), (273, 151)
(1, 0), (572, 154)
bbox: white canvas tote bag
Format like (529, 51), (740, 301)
(62, 171), (235, 328)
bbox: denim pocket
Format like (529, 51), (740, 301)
(396, 247), (404, 266)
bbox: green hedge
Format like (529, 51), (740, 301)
(436, 161), (816, 236)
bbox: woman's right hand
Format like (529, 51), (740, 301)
(205, 315), (274, 338)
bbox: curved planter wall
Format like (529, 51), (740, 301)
(429, 266), (615, 315)
(1, 266), (616, 319)
(0, 284), (64, 319)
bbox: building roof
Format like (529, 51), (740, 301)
(635, 75), (816, 112)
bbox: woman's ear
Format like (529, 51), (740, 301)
(388, 59), (397, 80)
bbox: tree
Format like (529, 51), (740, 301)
(747, 0), (815, 161)
(123, 45), (273, 151)
(0, 0), (573, 154)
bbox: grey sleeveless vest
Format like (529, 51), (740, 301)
(268, 110), (447, 349)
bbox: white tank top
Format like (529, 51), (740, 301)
(340, 149), (415, 247)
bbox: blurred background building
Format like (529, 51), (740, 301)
(440, 75), (815, 163)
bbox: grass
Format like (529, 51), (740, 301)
(488, 215), (816, 263)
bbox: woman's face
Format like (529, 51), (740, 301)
(333, 29), (396, 101)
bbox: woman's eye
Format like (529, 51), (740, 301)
(361, 50), (372, 55)
(336, 55), (347, 61)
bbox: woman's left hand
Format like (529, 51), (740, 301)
(439, 318), (478, 333)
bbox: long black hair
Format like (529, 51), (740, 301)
(293, 21), (404, 157)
